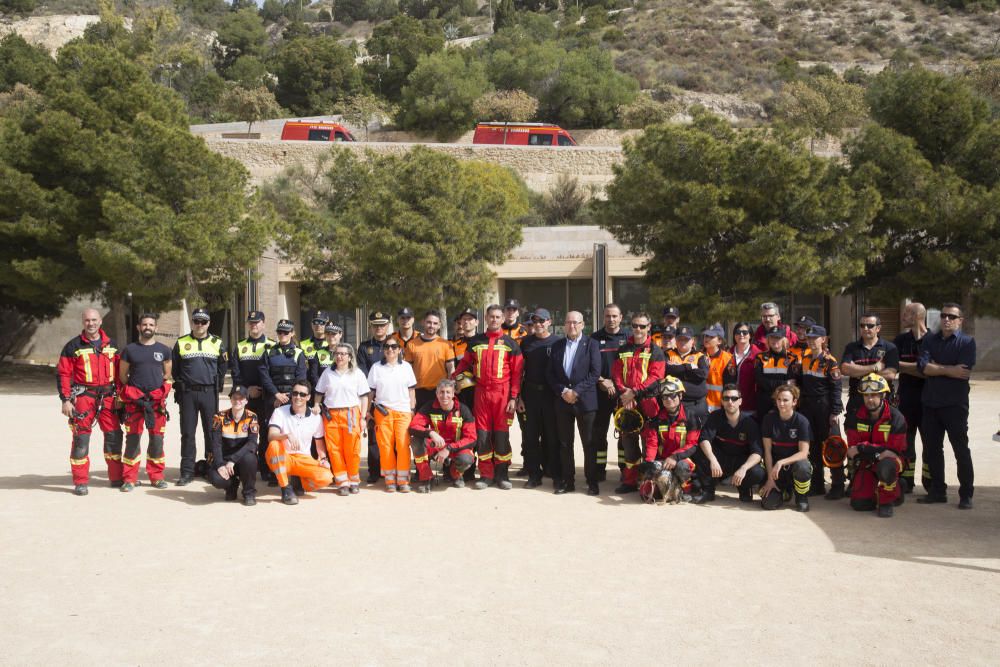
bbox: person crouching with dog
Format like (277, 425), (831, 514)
(635, 377), (702, 503)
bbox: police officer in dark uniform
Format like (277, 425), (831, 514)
(357, 310), (391, 484)
(309, 322), (343, 389)
(231, 310), (272, 479)
(298, 310), (330, 369)
(518, 308), (561, 488)
(259, 318), (307, 428)
(591, 303), (628, 481)
(172, 308), (228, 486)
(840, 313), (899, 415)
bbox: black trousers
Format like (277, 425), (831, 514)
(898, 393), (925, 491)
(246, 394), (269, 480)
(458, 388), (476, 481)
(179, 388), (218, 478)
(521, 383), (559, 481)
(367, 418), (380, 480)
(592, 390), (617, 477)
(207, 454), (258, 497)
(800, 398), (835, 490)
(922, 404), (974, 499)
(693, 449), (766, 493)
(555, 408), (597, 487)
(415, 388), (436, 412)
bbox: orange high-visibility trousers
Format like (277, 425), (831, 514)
(375, 408), (412, 487)
(322, 407), (363, 488)
(265, 440), (332, 491)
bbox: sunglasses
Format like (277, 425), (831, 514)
(290, 391), (310, 398)
(386, 344), (401, 350)
(940, 313), (961, 320)
(631, 323), (649, 329)
(734, 330), (750, 335)
(531, 319), (546, 324)
(192, 320), (209, 325)
(721, 395), (741, 402)
(859, 323), (878, 329)
(311, 320), (327, 325)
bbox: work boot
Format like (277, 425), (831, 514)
(473, 478), (492, 490)
(738, 486), (754, 503)
(877, 504), (893, 518)
(110, 479), (124, 488)
(524, 477), (543, 489)
(415, 482), (430, 494)
(151, 479), (168, 489)
(291, 477), (305, 497)
(398, 483), (411, 493)
(366, 473), (379, 484)
(175, 476), (193, 487)
(74, 484), (89, 496)
(452, 477), (466, 489)
(337, 486), (350, 497)
(497, 479), (513, 490)
(825, 485), (845, 500)
(795, 493), (810, 513)
(512, 467), (528, 477)
(916, 493), (948, 504)
(958, 497), (973, 510)
(242, 493), (256, 507)
(349, 484), (360, 494)
(120, 482), (135, 493)
(280, 486), (298, 505)
(614, 483), (638, 494)
(691, 488), (715, 504)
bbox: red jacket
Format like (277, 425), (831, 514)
(729, 345), (759, 411)
(845, 399), (907, 455)
(752, 323), (798, 353)
(641, 405), (701, 462)
(611, 336), (666, 418)
(56, 329), (120, 401)
(453, 329), (523, 397)
(409, 400), (477, 452)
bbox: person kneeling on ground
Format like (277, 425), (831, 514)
(760, 384), (813, 512)
(635, 377), (702, 504)
(409, 379), (477, 493)
(266, 380), (333, 505)
(207, 385), (260, 507)
(844, 373), (907, 518)
(691, 384), (766, 504)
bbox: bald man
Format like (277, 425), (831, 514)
(894, 301), (928, 493)
(56, 308), (124, 495)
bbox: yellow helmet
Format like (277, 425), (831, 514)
(858, 372), (890, 394)
(659, 375), (685, 396)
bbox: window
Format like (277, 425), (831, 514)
(557, 135), (574, 146)
(505, 279), (593, 334)
(528, 133), (553, 146)
(612, 278), (652, 319)
(334, 132), (348, 141)
(308, 129), (331, 141)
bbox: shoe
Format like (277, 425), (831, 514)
(291, 477), (305, 497)
(512, 467), (528, 477)
(554, 483), (575, 495)
(398, 484), (411, 493)
(877, 504), (894, 518)
(415, 483), (430, 494)
(524, 478), (543, 489)
(808, 486), (825, 497)
(452, 478), (466, 489)
(958, 497), (973, 510)
(366, 474), (380, 484)
(614, 483), (638, 494)
(110, 479), (124, 488)
(587, 483), (599, 496)
(796, 498), (810, 512)
(497, 480), (513, 490)
(825, 486), (845, 500)
(337, 487), (350, 497)
(916, 494), (948, 504)
(151, 479), (168, 489)
(120, 482), (135, 493)
(691, 490), (715, 504)
(473, 479), (492, 490)
(73, 483), (89, 496)
(385, 485), (397, 493)
(175, 476), (193, 487)
(280, 486), (298, 505)
(738, 487), (754, 503)
(349, 484), (360, 494)
(225, 485), (238, 502)
(242, 494), (256, 507)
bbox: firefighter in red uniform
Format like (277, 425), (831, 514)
(452, 304), (524, 490)
(56, 308), (123, 495)
(611, 311), (666, 494)
(636, 377), (702, 503)
(409, 379), (478, 492)
(844, 373), (908, 517)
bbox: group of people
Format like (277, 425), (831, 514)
(56, 297), (977, 516)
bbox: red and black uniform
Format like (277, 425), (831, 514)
(753, 350), (800, 420)
(56, 329), (123, 486)
(840, 338), (899, 413)
(665, 348), (710, 425)
(760, 410), (813, 506)
(611, 337), (666, 485)
(630, 405), (700, 491)
(453, 329), (523, 482)
(692, 409), (766, 497)
(844, 399), (907, 511)
(120, 341), (172, 484)
(892, 329), (926, 492)
(798, 348), (843, 492)
(409, 399), (477, 482)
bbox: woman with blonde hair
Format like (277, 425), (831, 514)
(366, 339), (417, 492)
(314, 342), (370, 495)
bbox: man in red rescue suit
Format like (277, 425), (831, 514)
(56, 308), (123, 495)
(452, 304), (523, 490)
(118, 313), (173, 492)
(409, 379), (478, 492)
(611, 311), (666, 494)
(844, 373), (908, 518)
(635, 377), (702, 503)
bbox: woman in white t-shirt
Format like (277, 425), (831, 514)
(314, 343), (371, 496)
(367, 340), (417, 492)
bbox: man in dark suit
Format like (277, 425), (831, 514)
(547, 311), (602, 496)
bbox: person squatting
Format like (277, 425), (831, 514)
(54, 300), (978, 515)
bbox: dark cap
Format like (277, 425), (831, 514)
(503, 298), (520, 310)
(325, 323), (343, 334)
(796, 315), (817, 328)
(247, 310), (265, 323)
(368, 311), (390, 325)
(661, 325), (677, 337)
(310, 310), (329, 325)
(807, 325), (828, 337)
(766, 325), (787, 338)
(675, 325), (695, 339)
(662, 306), (680, 318)
(398, 307), (414, 318)
(276, 319), (295, 333)
(702, 326), (725, 338)
(229, 384), (249, 398)
(531, 307), (552, 321)
(191, 308), (210, 322)
(458, 307), (478, 319)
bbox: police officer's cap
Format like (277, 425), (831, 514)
(796, 315), (817, 328)
(662, 325), (677, 337)
(369, 311), (390, 325)
(311, 310), (329, 325)
(503, 298), (520, 310)
(325, 323), (343, 334)
(675, 325), (695, 339)
(458, 307), (478, 319)
(191, 308), (210, 323)
(662, 306), (680, 318)
(398, 307), (414, 318)
(229, 384), (249, 398)
(247, 310), (265, 323)
(806, 325), (828, 337)
(765, 325), (786, 338)
(276, 319), (295, 333)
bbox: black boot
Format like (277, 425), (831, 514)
(795, 492), (810, 512)
(280, 486), (298, 505)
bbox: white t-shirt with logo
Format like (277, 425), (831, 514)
(268, 405), (323, 455)
(367, 360), (417, 413)
(315, 366), (370, 409)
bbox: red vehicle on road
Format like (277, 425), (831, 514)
(281, 121), (356, 142)
(472, 122), (577, 146)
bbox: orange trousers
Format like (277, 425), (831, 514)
(375, 408), (412, 487)
(265, 440), (332, 491)
(322, 407), (362, 488)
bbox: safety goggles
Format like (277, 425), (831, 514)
(859, 380), (886, 394)
(662, 393), (681, 401)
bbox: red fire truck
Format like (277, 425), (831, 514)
(472, 122), (578, 146)
(280, 121), (356, 142)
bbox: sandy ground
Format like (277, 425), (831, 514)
(2, 368), (999, 665)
